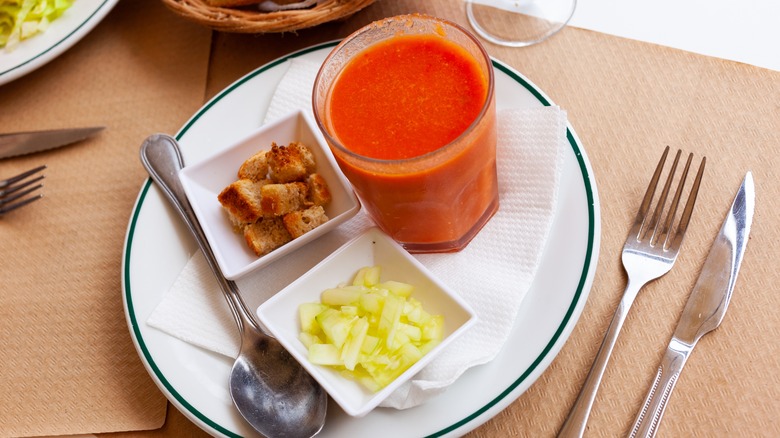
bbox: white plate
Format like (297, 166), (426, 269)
(122, 42), (601, 437)
(0, 0), (118, 86)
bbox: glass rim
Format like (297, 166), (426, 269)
(312, 14), (496, 166)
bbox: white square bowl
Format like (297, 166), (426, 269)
(178, 110), (361, 280)
(256, 227), (478, 417)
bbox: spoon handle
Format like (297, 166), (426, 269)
(140, 133), (261, 335)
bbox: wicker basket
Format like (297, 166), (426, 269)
(160, 0), (378, 33)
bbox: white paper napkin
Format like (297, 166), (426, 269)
(147, 58), (568, 409)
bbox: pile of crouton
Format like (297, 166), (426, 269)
(217, 141), (331, 256)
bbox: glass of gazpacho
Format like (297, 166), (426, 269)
(313, 14), (498, 253)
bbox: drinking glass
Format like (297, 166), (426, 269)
(313, 15), (498, 253)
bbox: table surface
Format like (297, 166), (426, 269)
(571, 0), (780, 73)
(1, 1), (778, 437)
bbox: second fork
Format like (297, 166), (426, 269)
(0, 165), (46, 216)
(557, 146), (705, 438)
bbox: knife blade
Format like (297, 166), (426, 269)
(628, 172), (754, 438)
(0, 126), (104, 159)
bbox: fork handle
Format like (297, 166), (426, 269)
(557, 280), (643, 438)
(628, 338), (693, 438)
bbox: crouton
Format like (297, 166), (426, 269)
(243, 217), (292, 256)
(267, 141), (316, 183)
(237, 150), (269, 181)
(225, 209), (248, 233)
(283, 205), (329, 239)
(217, 179), (272, 224)
(260, 182), (308, 216)
(305, 173), (332, 206)
(219, 139), (332, 258)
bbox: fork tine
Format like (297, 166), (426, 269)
(0, 174), (45, 197)
(645, 149), (682, 242)
(0, 165), (46, 189)
(652, 152), (692, 248)
(632, 146), (670, 240)
(655, 152), (692, 247)
(0, 183), (44, 206)
(667, 156), (706, 251)
(0, 192), (43, 215)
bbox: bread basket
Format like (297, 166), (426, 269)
(159, 0), (378, 33)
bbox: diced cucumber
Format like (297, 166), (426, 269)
(397, 342), (423, 367)
(378, 280), (414, 297)
(419, 339), (440, 355)
(378, 293), (404, 348)
(299, 302), (328, 333)
(391, 330), (410, 351)
(360, 334), (380, 354)
(299, 265), (445, 392)
(298, 331), (322, 349)
(316, 308), (355, 349)
(422, 315), (444, 341)
(308, 343), (343, 366)
(340, 305), (358, 316)
(359, 292), (383, 314)
(321, 286), (362, 306)
(353, 265), (381, 287)
(397, 322), (422, 342)
(342, 369), (383, 393)
(341, 317), (369, 370)
(403, 301), (432, 325)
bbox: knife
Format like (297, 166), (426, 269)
(0, 126), (104, 159)
(628, 172), (754, 438)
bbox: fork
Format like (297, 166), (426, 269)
(0, 165), (46, 215)
(557, 146), (705, 438)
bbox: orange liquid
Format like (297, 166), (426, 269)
(326, 34), (498, 250)
(329, 34), (488, 159)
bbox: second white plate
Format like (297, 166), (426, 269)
(0, 0), (118, 86)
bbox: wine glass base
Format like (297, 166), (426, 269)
(466, 0), (577, 47)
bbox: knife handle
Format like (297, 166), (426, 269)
(628, 339), (693, 438)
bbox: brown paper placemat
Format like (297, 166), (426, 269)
(0, 0), (211, 436)
(195, 2), (780, 437)
(2, 0), (761, 436)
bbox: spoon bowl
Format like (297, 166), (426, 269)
(140, 133), (327, 438)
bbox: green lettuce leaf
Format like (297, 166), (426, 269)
(1, 0), (73, 50)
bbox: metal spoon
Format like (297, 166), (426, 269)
(140, 133), (327, 438)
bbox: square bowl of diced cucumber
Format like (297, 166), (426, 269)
(256, 227), (477, 417)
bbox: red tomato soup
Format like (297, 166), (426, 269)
(321, 30), (498, 251)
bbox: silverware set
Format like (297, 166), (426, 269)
(629, 172), (753, 438)
(559, 147), (754, 438)
(0, 126), (103, 216)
